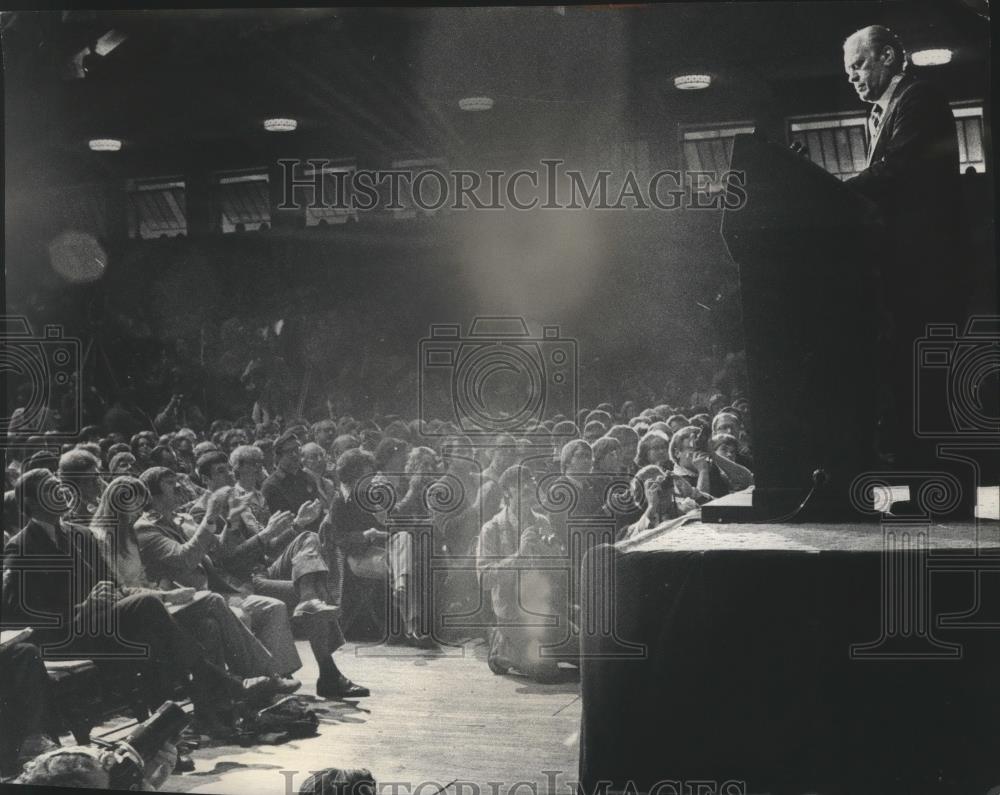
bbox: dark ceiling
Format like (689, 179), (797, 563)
(1, 2), (991, 187)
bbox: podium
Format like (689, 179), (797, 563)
(715, 133), (884, 520)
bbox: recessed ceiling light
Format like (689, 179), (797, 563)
(458, 96), (494, 111)
(674, 74), (712, 90)
(263, 118), (298, 132)
(911, 48), (952, 66)
(88, 138), (122, 151)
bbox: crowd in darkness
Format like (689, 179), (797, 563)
(1, 379), (753, 778)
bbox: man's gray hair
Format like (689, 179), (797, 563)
(845, 25), (908, 73)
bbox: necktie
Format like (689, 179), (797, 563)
(869, 105), (883, 136)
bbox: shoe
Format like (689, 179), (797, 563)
(241, 676), (280, 703)
(293, 599), (341, 619)
(271, 676), (302, 695)
(173, 754), (195, 774)
(316, 674), (370, 700)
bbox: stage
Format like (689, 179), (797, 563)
(578, 515), (1000, 795)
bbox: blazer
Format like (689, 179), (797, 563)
(1, 519), (102, 640)
(848, 72), (960, 221)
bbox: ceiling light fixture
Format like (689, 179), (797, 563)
(458, 96), (494, 111)
(910, 48), (953, 66)
(263, 118), (298, 132)
(88, 138), (122, 151)
(673, 74), (712, 90)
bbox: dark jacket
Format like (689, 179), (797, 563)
(2, 519), (101, 641)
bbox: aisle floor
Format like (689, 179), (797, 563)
(161, 639), (582, 795)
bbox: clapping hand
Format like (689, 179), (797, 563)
(86, 580), (120, 609)
(226, 490), (256, 524)
(261, 510), (293, 541)
(692, 451), (712, 473)
(205, 487), (232, 521)
(295, 499), (323, 527)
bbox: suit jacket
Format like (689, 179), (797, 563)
(133, 511), (236, 594)
(847, 72), (964, 315)
(1, 519), (102, 640)
(849, 73), (959, 211)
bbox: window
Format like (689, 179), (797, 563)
(952, 104), (986, 173)
(127, 178), (186, 239)
(681, 123), (756, 192)
(302, 162), (359, 226)
(390, 158), (448, 219)
(788, 114), (868, 181)
(216, 170), (270, 233)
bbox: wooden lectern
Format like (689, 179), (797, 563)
(711, 133), (884, 521)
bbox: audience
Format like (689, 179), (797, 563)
(2, 378), (753, 770)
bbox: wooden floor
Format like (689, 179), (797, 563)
(149, 639), (581, 795)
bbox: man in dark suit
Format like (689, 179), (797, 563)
(1, 469), (245, 736)
(842, 26), (967, 477)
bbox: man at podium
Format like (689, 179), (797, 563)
(842, 25), (964, 469)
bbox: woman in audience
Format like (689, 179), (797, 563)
(635, 429), (671, 469)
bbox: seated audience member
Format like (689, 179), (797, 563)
(373, 437), (411, 499)
(129, 469), (302, 685)
(356, 421), (383, 454)
(57, 449), (105, 526)
(131, 433), (156, 469)
(2, 470), (245, 737)
(618, 465), (697, 542)
(619, 400), (638, 422)
(225, 446), (369, 698)
(148, 445), (205, 502)
(219, 445), (368, 699)
(712, 411), (753, 468)
(707, 433), (755, 492)
(667, 425), (750, 502)
(93, 475), (300, 698)
(302, 443), (336, 507)
(299, 768), (376, 795)
(262, 432), (324, 534)
(330, 434), (360, 463)
(321, 449), (419, 648)
(193, 440), (219, 459)
(665, 414), (689, 435)
(582, 420), (608, 443)
(15, 740), (177, 790)
(605, 425), (640, 476)
(109, 450), (139, 476)
(311, 420), (339, 458)
(476, 465), (570, 683)
(0, 641), (60, 778)
(635, 429), (672, 469)
(170, 431), (197, 475)
(590, 435), (629, 510)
